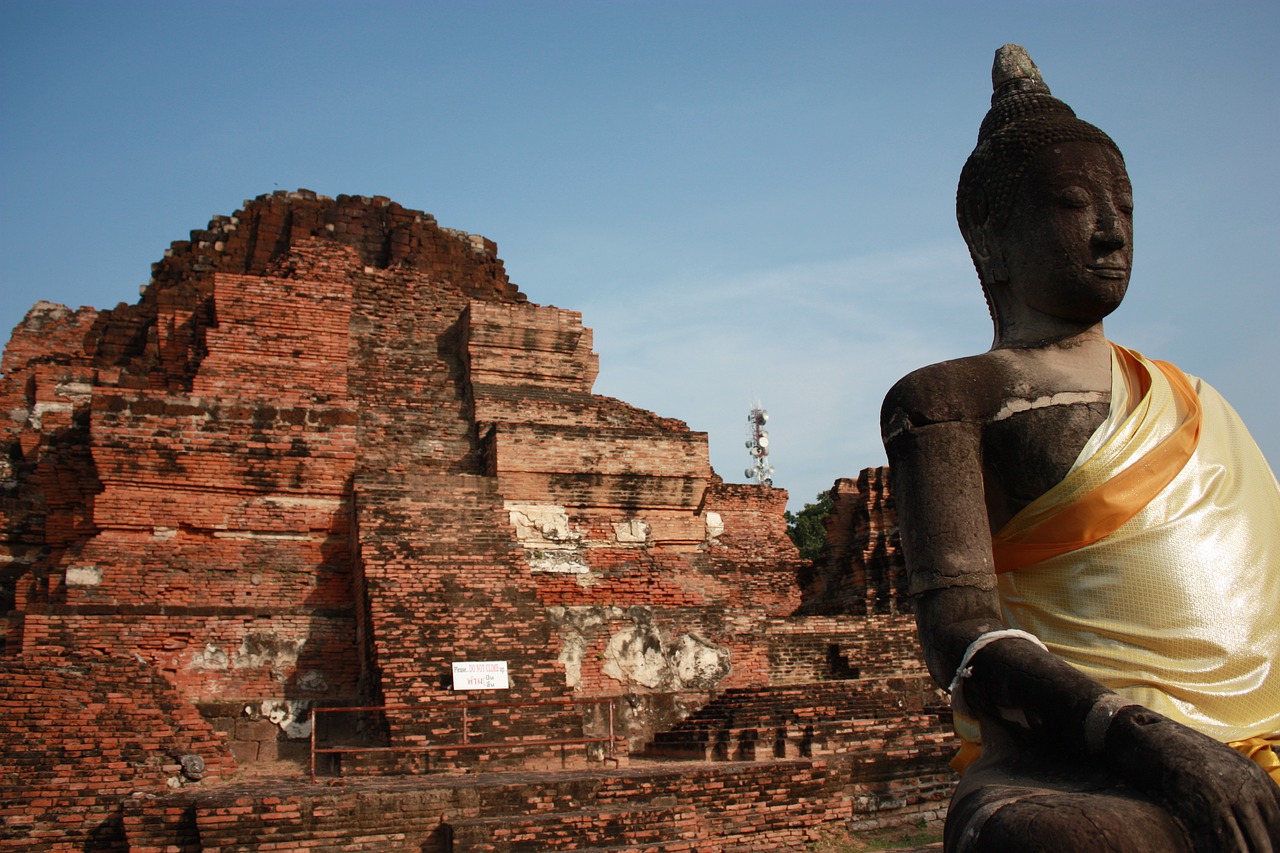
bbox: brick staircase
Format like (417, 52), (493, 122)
(349, 478), (587, 763)
(641, 677), (950, 766)
(128, 753), (937, 852)
(126, 733), (955, 851)
(447, 802), (710, 852)
(347, 281), (585, 766)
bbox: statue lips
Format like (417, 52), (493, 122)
(1087, 264), (1129, 280)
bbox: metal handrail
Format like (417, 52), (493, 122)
(308, 697), (623, 783)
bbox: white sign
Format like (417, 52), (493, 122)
(451, 660), (509, 691)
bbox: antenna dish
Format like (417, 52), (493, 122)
(744, 404), (776, 487)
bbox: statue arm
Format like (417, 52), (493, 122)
(880, 398), (1112, 745)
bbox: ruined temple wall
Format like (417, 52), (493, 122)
(84, 190), (523, 391)
(798, 467), (907, 616)
(2, 244), (366, 725)
(18, 613), (359, 704)
(193, 269), (354, 400)
(341, 263), (578, 742)
(0, 192), (949, 850)
(121, 754), (948, 853)
(517, 483), (804, 748)
(469, 299), (712, 512)
(764, 614), (928, 684)
(466, 300), (599, 390)
(466, 299), (803, 709)
(452, 298), (812, 747)
(0, 304), (103, 626)
(1, 192), (883, 767)
(351, 486), (572, 716)
(0, 656), (237, 851)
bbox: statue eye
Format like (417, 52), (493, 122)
(1117, 194), (1134, 216)
(1054, 187), (1091, 208)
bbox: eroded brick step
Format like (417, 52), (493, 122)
(642, 678), (949, 763)
(551, 842), (725, 853)
(448, 802), (703, 852)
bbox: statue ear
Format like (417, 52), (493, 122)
(968, 224), (1008, 283)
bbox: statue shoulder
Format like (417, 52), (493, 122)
(881, 353), (1010, 440)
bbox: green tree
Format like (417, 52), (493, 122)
(785, 489), (833, 561)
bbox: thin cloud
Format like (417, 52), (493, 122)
(583, 243), (991, 505)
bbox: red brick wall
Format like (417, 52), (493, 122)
(0, 192), (946, 850)
(122, 754), (950, 852)
(0, 655), (235, 852)
(799, 467), (908, 616)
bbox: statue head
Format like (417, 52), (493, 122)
(958, 45), (1132, 342)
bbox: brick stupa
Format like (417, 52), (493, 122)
(0, 191), (950, 851)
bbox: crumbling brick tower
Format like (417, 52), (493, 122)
(0, 191), (804, 766)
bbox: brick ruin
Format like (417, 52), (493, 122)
(0, 191), (952, 851)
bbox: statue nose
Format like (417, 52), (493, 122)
(1092, 209), (1128, 251)
(1093, 228), (1126, 251)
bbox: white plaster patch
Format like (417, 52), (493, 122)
(65, 565), (102, 586)
(152, 527), (178, 541)
(601, 625), (731, 691)
(528, 549), (588, 574)
(992, 391), (1109, 422)
(27, 401), (72, 430)
(602, 626), (669, 690)
(191, 643), (230, 671)
(612, 519), (650, 544)
(558, 633), (588, 689)
(508, 503), (588, 572)
(55, 381), (93, 398)
(704, 512), (724, 540)
(234, 633), (305, 681)
(507, 503), (581, 545)
(261, 699), (313, 738)
(672, 633), (732, 688)
(551, 605), (625, 688)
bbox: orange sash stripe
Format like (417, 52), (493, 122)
(952, 734), (1280, 783)
(1231, 737), (1280, 786)
(992, 347), (1202, 574)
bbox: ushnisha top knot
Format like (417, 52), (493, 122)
(991, 44), (1049, 99)
(958, 44), (1122, 241)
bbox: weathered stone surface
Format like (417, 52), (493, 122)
(885, 44), (1280, 851)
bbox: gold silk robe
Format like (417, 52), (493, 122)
(993, 343), (1280, 753)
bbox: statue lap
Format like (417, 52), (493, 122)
(945, 743), (1192, 853)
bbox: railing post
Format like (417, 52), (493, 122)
(310, 707), (318, 783)
(608, 699), (616, 760)
(462, 704), (469, 745)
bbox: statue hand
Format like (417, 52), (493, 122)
(1105, 705), (1280, 852)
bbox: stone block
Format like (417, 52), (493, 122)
(235, 719), (281, 743)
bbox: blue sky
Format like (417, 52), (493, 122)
(3, 1), (1277, 509)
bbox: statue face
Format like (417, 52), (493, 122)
(992, 141), (1133, 331)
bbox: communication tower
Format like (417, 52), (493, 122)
(744, 405), (775, 486)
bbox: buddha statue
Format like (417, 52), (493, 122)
(881, 44), (1280, 852)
